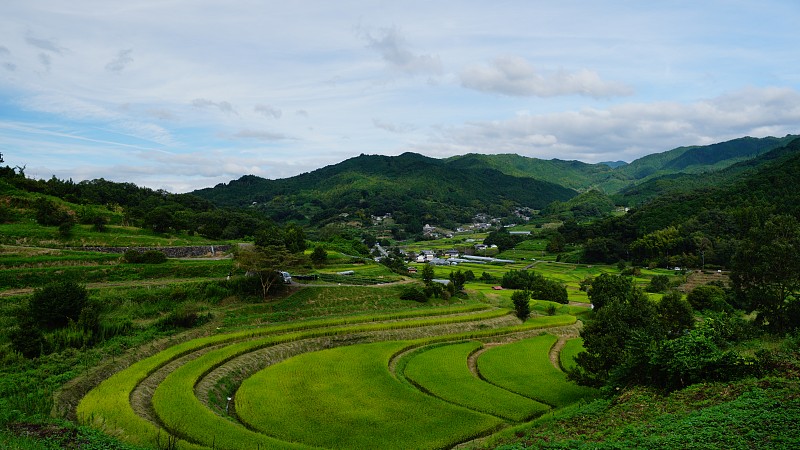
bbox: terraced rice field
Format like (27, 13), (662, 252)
(477, 334), (599, 408)
(77, 301), (595, 449)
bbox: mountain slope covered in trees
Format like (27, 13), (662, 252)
(193, 152), (578, 229)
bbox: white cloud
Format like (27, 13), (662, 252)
(254, 104), (282, 119)
(359, 25), (442, 75)
(233, 129), (290, 141)
(373, 118), (416, 134)
(417, 86), (800, 162)
(460, 56), (633, 98)
(37, 52), (51, 71)
(25, 33), (66, 54)
(105, 48), (134, 73)
(192, 98), (237, 114)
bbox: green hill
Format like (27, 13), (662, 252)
(616, 135), (800, 207)
(193, 152), (578, 229)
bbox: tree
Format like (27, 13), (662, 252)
(568, 285), (662, 387)
(586, 273), (634, 310)
(237, 245), (298, 300)
(421, 264), (435, 285)
(512, 290), (531, 321)
(731, 214), (800, 333)
(546, 232), (565, 253)
(646, 275), (670, 293)
(28, 280), (88, 329)
(310, 246), (328, 266)
(283, 223), (307, 253)
(687, 285), (729, 312)
(449, 269), (467, 292)
(144, 206), (176, 234)
(656, 290), (694, 338)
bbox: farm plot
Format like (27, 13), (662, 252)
(236, 341), (504, 449)
(559, 337), (585, 372)
(79, 306), (512, 449)
(477, 334), (598, 408)
(402, 341), (550, 421)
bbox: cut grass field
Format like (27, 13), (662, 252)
(477, 334), (599, 408)
(402, 341), (550, 422)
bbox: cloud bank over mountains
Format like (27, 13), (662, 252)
(0, 0), (798, 192)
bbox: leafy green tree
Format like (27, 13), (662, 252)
(586, 273), (634, 310)
(646, 275), (671, 293)
(687, 285), (730, 312)
(657, 291), (695, 338)
(9, 323), (48, 358)
(144, 206), (176, 234)
(731, 214), (800, 332)
(28, 280), (88, 330)
(512, 290), (531, 321)
(449, 269), (467, 292)
(569, 284), (662, 387)
(310, 246), (328, 266)
(237, 245), (299, 300)
(546, 232), (565, 253)
(34, 197), (71, 226)
(284, 223), (307, 253)
(421, 264), (435, 285)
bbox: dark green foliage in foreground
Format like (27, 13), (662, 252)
(570, 274), (755, 391)
(731, 214), (800, 333)
(123, 249), (167, 264)
(399, 286), (428, 303)
(688, 285), (730, 312)
(28, 281), (88, 330)
(493, 379), (800, 450)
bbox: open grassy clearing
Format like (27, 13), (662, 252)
(402, 341), (550, 421)
(477, 334), (599, 408)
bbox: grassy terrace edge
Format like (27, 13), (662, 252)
(76, 304), (505, 449)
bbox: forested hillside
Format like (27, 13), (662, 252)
(193, 152), (577, 230)
(560, 136), (800, 268)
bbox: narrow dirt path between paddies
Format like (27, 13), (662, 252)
(130, 341), (232, 427)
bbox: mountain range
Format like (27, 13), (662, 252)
(192, 134), (799, 227)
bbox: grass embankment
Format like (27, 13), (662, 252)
(482, 378), (800, 449)
(559, 337), (585, 372)
(477, 334), (599, 408)
(403, 341), (550, 421)
(0, 223), (222, 248)
(78, 306), (509, 449)
(237, 341), (504, 450)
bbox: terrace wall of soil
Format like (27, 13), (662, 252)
(70, 245), (232, 258)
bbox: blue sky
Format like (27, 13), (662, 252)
(1, 0), (799, 192)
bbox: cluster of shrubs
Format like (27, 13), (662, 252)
(123, 249), (168, 264)
(501, 270), (568, 304)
